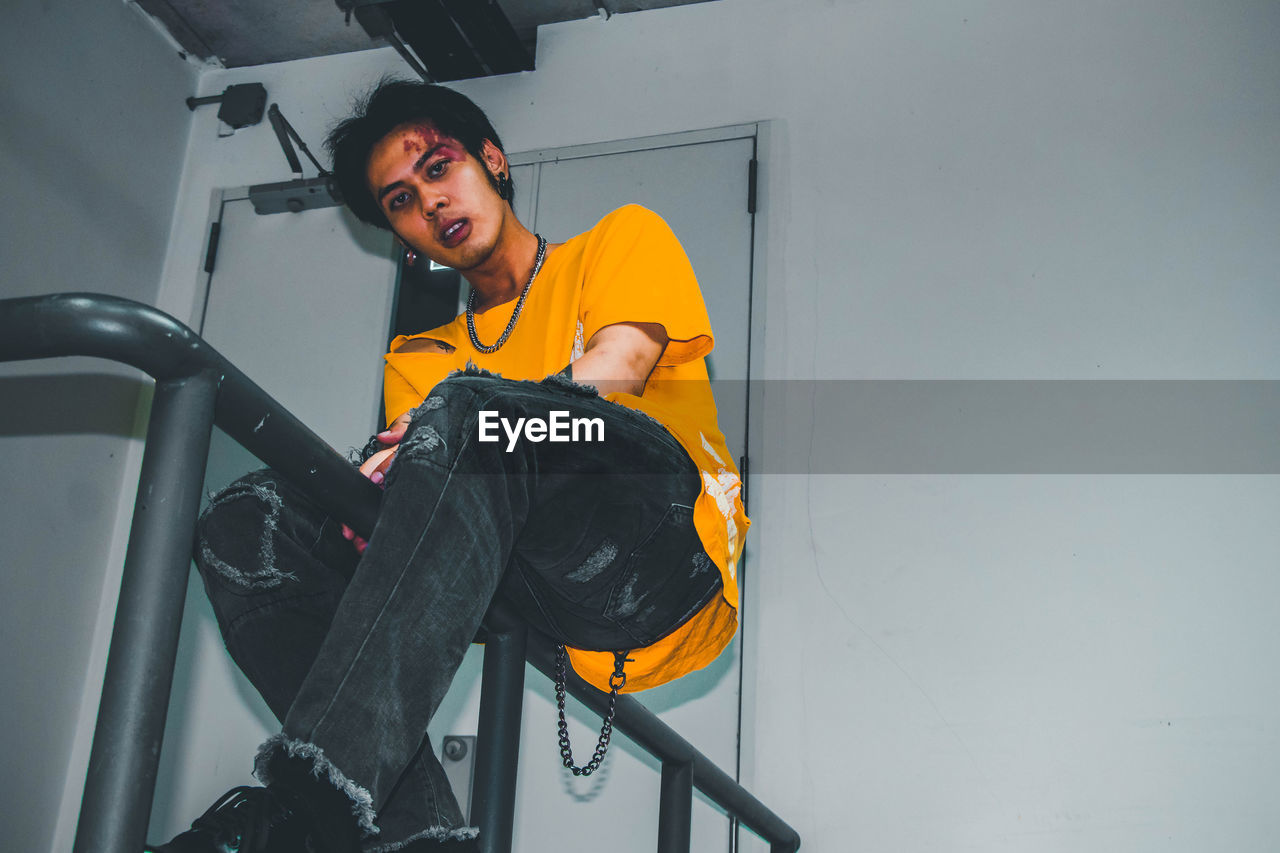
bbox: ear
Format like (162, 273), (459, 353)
(480, 138), (508, 179)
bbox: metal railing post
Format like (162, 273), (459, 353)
(71, 370), (219, 853)
(472, 619), (528, 853)
(657, 760), (693, 853)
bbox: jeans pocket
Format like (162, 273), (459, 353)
(604, 503), (717, 647)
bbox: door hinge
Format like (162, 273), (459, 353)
(203, 221), (222, 274)
(739, 453), (750, 509)
(746, 159), (758, 215)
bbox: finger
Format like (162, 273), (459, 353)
(354, 536), (368, 554)
(371, 451), (398, 485)
(341, 524), (354, 541)
(378, 413), (413, 444)
(359, 446), (397, 479)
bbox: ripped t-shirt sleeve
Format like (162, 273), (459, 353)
(383, 327), (464, 426)
(578, 205), (715, 366)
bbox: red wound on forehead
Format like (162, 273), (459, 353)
(409, 124), (442, 145)
(401, 124), (463, 158)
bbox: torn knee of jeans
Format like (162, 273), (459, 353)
(450, 358), (599, 397)
(449, 360), (505, 380)
(412, 394), (446, 416)
(197, 479), (296, 590)
(564, 539), (619, 583)
(351, 394), (447, 466)
(383, 419), (449, 491)
(398, 422), (447, 460)
(538, 368), (599, 397)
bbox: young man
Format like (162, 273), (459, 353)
(152, 81), (747, 852)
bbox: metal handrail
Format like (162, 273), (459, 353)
(0, 293), (800, 853)
(0, 292), (382, 537)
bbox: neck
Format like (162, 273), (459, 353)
(465, 220), (541, 313)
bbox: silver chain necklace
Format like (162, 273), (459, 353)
(466, 235), (548, 354)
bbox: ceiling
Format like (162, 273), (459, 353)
(136, 0), (714, 75)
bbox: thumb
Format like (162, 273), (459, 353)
(378, 413), (412, 444)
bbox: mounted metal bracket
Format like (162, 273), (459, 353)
(186, 83), (267, 129)
(441, 735), (477, 822)
(247, 177), (343, 215)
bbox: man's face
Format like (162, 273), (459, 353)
(366, 122), (508, 270)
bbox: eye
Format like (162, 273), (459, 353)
(387, 190), (411, 212)
(426, 159), (448, 178)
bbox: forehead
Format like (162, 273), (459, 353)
(378, 121), (466, 158)
(366, 122), (470, 194)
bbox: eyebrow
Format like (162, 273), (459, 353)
(376, 142), (446, 204)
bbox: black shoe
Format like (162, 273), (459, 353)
(144, 785), (311, 853)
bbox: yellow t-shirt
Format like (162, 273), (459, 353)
(383, 204), (749, 692)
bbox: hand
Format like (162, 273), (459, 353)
(341, 412), (413, 553)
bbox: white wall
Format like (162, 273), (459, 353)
(126, 0), (1280, 850)
(451, 3), (1280, 849)
(0, 1), (196, 851)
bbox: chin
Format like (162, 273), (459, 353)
(452, 233), (499, 270)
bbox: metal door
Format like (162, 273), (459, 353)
(433, 130), (757, 853)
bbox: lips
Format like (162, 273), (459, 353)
(438, 217), (470, 249)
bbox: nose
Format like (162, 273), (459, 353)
(419, 187), (446, 220)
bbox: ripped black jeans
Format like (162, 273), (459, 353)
(193, 370), (721, 850)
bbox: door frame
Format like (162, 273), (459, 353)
(189, 121), (779, 835)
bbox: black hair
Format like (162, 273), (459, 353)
(326, 78), (513, 230)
